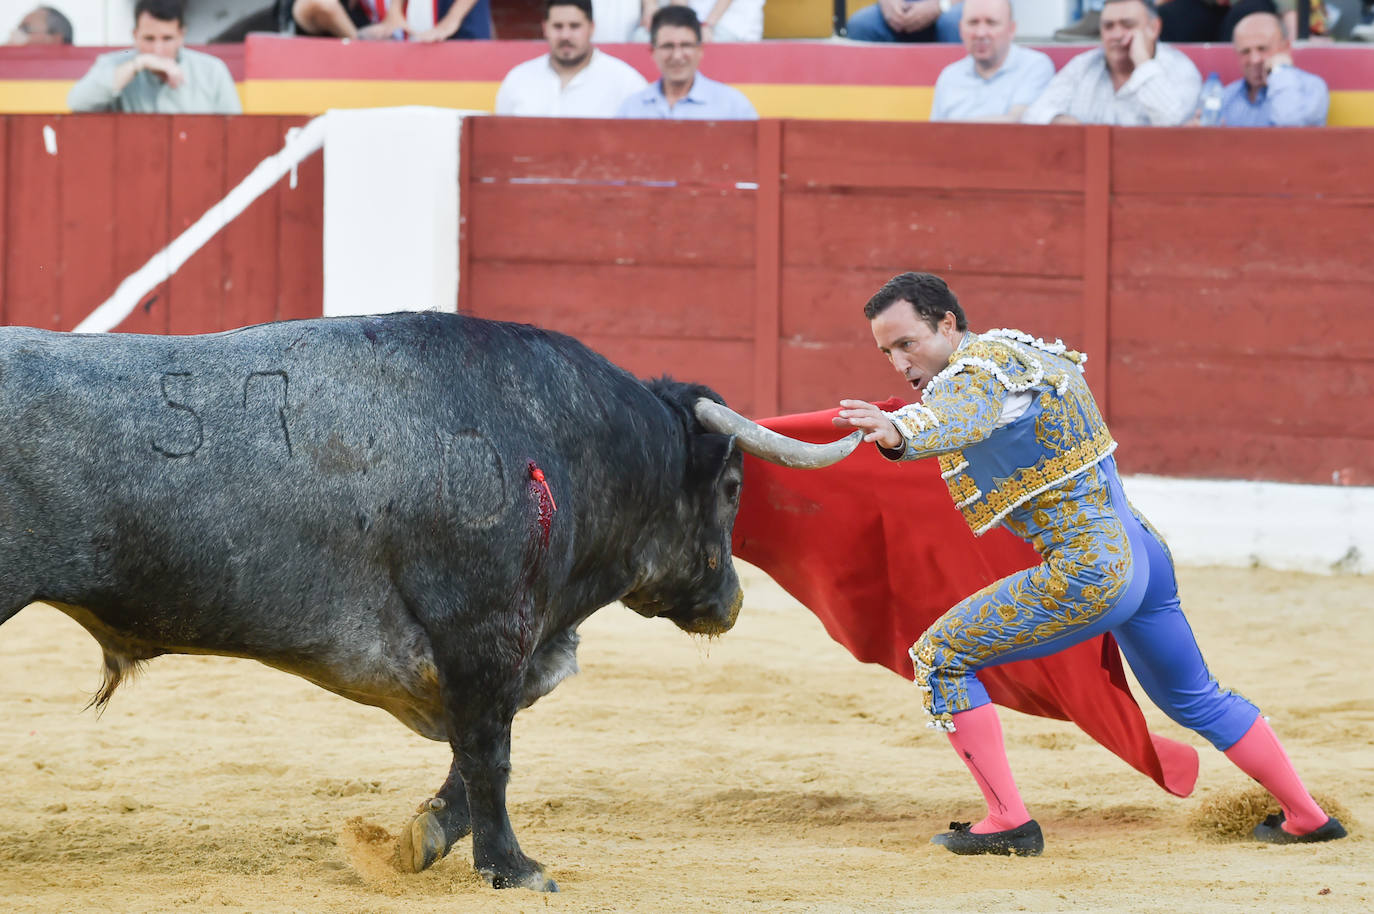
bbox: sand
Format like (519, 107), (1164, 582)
(1, 563), (1369, 914)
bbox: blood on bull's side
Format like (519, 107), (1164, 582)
(0, 311), (858, 892)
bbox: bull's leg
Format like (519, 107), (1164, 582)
(398, 575), (555, 892)
(446, 690), (556, 891)
(397, 760), (472, 873)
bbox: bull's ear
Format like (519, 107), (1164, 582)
(690, 432), (738, 484)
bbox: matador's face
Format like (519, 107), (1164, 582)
(871, 302), (962, 398)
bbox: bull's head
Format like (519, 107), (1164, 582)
(623, 384), (860, 636)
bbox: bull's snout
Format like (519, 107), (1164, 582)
(674, 586), (743, 636)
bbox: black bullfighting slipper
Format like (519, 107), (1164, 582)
(931, 820), (1044, 856)
(1253, 813), (1347, 844)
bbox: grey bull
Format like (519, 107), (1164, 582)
(0, 311), (858, 891)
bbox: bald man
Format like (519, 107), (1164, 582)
(930, 0), (1054, 122)
(8, 6), (72, 44)
(1206, 12), (1326, 127)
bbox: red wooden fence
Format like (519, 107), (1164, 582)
(1, 114), (319, 334)
(0, 114), (1370, 486)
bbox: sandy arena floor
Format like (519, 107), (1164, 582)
(1, 563), (1369, 914)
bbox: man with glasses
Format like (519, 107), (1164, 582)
(615, 5), (757, 120)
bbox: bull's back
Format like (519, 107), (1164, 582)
(0, 313), (642, 637)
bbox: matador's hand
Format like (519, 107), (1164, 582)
(834, 399), (903, 449)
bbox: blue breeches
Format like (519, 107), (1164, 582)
(911, 471), (1259, 750)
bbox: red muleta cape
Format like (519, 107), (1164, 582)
(729, 400), (1199, 797)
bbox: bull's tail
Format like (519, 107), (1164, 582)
(84, 649), (145, 715)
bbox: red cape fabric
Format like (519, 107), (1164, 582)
(730, 400), (1199, 797)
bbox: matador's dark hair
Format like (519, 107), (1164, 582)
(863, 272), (968, 331)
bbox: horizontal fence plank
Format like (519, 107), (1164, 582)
(470, 185), (756, 267)
(1109, 355), (1373, 439)
(1113, 127), (1374, 198)
(782, 121), (1086, 192)
(467, 261), (754, 339)
(782, 191), (1084, 278)
(1111, 278), (1374, 360)
(1110, 197), (1374, 284)
(1113, 422), (1373, 487)
(472, 117), (757, 185)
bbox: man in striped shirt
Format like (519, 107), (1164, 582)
(1022, 0), (1200, 126)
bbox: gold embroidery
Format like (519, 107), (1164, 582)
(911, 463), (1136, 723)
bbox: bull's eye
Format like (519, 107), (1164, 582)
(723, 479), (741, 502)
(707, 553), (719, 570)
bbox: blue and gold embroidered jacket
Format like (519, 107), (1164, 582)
(882, 329), (1117, 537)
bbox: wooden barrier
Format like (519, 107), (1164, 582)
(1, 114), (319, 334)
(0, 114), (1369, 485)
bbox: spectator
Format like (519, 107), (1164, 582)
(610, 0), (765, 42)
(616, 5), (757, 119)
(281, 1), (492, 41)
(495, 0), (646, 116)
(1055, 0), (1103, 40)
(1157, 0), (1281, 43)
(1022, 0), (1200, 126)
(406, 0), (494, 39)
(281, 0), (402, 38)
(1211, 12), (1327, 126)
(67, 0), (241, 114)
(845, 0), (963, 44)
(8, 5), (72, 44)
(930, 0), (1054, 122)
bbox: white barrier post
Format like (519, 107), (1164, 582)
(321, 107), (467, 317)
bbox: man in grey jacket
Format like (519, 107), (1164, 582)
(68, 0), (241, 114)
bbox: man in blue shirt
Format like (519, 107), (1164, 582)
(1217, 12), (1326, 126)
(930, 0), (1055, 122)
(616, 6), (757, 120)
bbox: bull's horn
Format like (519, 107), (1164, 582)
(693, 399), (863, 469)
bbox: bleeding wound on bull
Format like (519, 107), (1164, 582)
(528, 461), (557, 546)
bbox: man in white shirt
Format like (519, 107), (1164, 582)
(930, 0), (1054, 122)
(495, 0), (647, 117)
(1022, 0), (1200, 126)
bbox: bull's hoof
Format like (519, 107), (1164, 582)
(397, 798), (452, 873)
(478, 859), (558, 892)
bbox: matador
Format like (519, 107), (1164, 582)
(835, 272), (1346, 856)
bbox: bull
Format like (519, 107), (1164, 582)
(0, 311), (858, 891)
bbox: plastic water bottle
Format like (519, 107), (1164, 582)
(1198, 73), (1224, 126)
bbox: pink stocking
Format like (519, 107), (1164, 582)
(947, 703), (1032, 834)
(1223, 716), (1328, 835)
